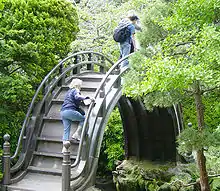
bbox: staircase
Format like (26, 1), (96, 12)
(2, 51), (183, 191)
(7, 73), (107, 191)
(2, 51), (123, 191)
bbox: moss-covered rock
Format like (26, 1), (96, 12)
(113, 160), (196, 191)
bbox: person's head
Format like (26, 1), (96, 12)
(128, 15), (139, 24)
(69, 78), (82, 90)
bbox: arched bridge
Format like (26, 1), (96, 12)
(1, 51), (183, 191)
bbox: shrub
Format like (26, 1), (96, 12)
(0, 0), (79, 154)
(97, 107), (124, 176)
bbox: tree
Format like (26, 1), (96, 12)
(0, 0), (79, 151)
(71, 0), (146, 61)
(0, 0), (79, 82)
(123, 0), (220, 190)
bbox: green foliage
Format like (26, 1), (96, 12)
(0, 0), (79, 82)
(206, 146), (220, 190)
(163, 0), (220, 31)
(206, 146), (220, 174)
(123, 0), (220, 109)
(0, 0), (79, 154)
(0, 74), (34, 151)
(71, 0), (146, 62)
(97, 108), (124, 175)
(210, 177), (220, 191)
(177, 127), (220, 154)
(182, 91), (220, 130)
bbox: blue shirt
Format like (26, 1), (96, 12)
(61, 88), (85, 111)
(127, 24), (135, 43)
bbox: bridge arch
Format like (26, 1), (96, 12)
(75, 53), (183, 190)
(2, 51), (183, 191)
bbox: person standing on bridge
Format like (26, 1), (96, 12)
(114, 14), (140, 68)
(60, 78), (94, 152)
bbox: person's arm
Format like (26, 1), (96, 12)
(74, 89), (86, 101)
(134, 23), (142, 31)
(130, 25), (137, 51)
(131, 33), (137, 51)
(74, 89), (95, 102)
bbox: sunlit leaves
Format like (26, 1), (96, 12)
(163, 0), (218, 31)
(123, 0), (220, 111)
(177, 127), (220, 154)
(71, 0), (147, 61)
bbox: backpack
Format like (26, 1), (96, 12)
(113, 25), (130, 43)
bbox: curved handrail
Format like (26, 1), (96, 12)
(10, 51), (114, 167)
(73, 85), (123, 190)
(10, 61), (109, 174)
(69, 52), (184, 188)
(70, 53), (184, 188)
(93, 53), (134, 99)
(70, 53), (134, 181)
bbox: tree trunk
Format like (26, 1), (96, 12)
(194, 81), (211, 191)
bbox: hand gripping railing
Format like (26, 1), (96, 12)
(69, 53), (134, 185)
(7, 51), (114, 176)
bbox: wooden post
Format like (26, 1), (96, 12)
(62, 141), (71, 191)
(87, 53), (93, 71)
(99, 56), (105, 73)
(2, 134), (11, 185)
(98, 87), (106, 117)
(73, 55), (80, 74)
(59, 63), (65, 86)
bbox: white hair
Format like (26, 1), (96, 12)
(69, 78), (82, 89)
(127, 10), (137, 17)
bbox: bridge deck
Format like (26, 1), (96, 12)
(7, 173), (61, 191)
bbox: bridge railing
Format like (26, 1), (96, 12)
(2, 51), (114, 184)
(66, 52), (184, 190)
(61, 52), (184, 190)
(68, 54), (134, 190)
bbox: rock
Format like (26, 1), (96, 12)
(113, 159), (195, 191)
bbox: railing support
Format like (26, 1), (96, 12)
(59, 63), (65, 86)
(114, 69), (121, 88)
(99, 56), (105, 73)
(87, 53), (93, 71)
(98, 87), (106, 117)
(73, 55), (80, 74)
(2, 134), (11, 185)
(62, 141), (71, 191)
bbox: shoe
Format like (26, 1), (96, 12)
(63, 140), (70, 144)
(72, 133), (80, 141)
(70, 137), (80, 144)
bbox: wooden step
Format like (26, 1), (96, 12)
(30, 154), (76, 172)
(28, 166), (62, 176)
(33, 151), (77, 159)
(7, 172), (62, 191)
(40, 119), (78, 138)
(36, 137), (79, 154)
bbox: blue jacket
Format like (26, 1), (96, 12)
(61, 88), (86, 111)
